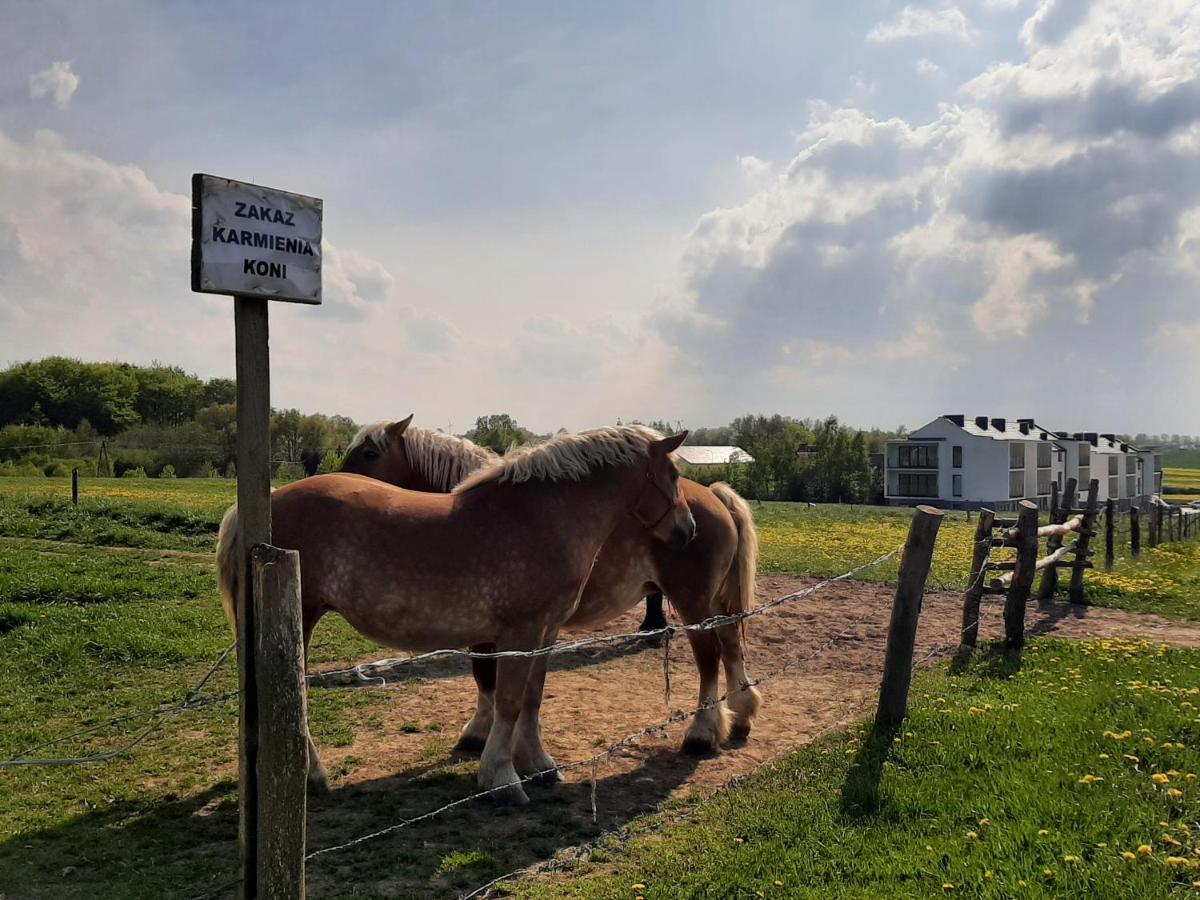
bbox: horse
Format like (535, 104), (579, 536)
(340, 417), (762, 756)
(216, 425), (694, 806)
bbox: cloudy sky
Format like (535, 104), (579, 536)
(1, 0), (1198, 434)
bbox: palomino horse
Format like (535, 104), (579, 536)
(216, 426), (694, 806)
(341, 417), (762, 756)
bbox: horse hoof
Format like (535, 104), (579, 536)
(528, 767), (564, 786)
(453, 735), (487, 759)
(485, 783), (530, 807)
(727, 724), (751, 746)
(308, 771), (331, 794)
(681, 736), (719, 757)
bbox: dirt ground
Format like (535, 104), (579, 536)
(295, 577), (1200, 897)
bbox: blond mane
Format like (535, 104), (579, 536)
(454, 425), (663, 493)
(347, 421), (496, 491)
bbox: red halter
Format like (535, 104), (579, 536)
(630, 470), (677, 531)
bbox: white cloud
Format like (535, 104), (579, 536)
(916, 58), (945, 78)
(867, 5), (977, 43)
(654, 0), (1200, 427)
(29, 61), (79, 109)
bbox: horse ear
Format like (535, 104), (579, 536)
(654, 431), (688, 455)
(386, 414), (414, 439)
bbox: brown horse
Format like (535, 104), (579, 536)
(341, 418), (762, 756)
(217, 425), (694, 805)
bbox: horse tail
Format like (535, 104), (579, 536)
(215, 503), (241, 634)
(709, 482), (758, 618)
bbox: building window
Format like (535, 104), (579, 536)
(1009, 470), (1024, 498)
(897, 444), (938, 468)
(1126, 475), (1136, 497)
(1037, 442), (1051, 468)
(1108, 476), (1119, 498)
(952, 445), (962, 468)
(1126, 455), (1136, 474)
(1037, 469), (1051, 495)
(1009, 443), (1025, 469)
(953, 474), (962, 497)
(1078, 444), (1090, 469)
(1108, 455), (1119, 476)
(898, 472), (938, 497)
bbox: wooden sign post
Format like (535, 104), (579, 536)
(193, 173), (322, 899)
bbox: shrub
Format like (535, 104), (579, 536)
(159, 464), (176, 479)
(316, 449), (344, 474)
(121, 466), (148, 479)
(274, 462), (305, 483)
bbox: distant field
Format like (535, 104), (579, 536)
(1164, 467), (1200, 498)
(1164, 450), (1200, 469)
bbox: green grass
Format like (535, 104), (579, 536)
(1164, 451), (1200, 470)
(0, 533), (385, 898)
(515, 638), (1200, 898)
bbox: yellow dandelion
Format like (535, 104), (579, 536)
(1125, 754), (1140, 763)
(1038, 829), (1050, 837)
(984, 870), (993, 879)
(1099, 753), (1111, 760)
(1123, 851), (1137, 861)
(1169, 857), (1190, 868)
(1164, 835), (1183, 847)
(978, 818), (990, 827)
(1139, 844), (1154, 855)
(1078, 774), (1098, 784)
(1153, 773), (1171, 784)
(966, 831), (978, 840)
(1064, 855), (1082, 863)
(632, 885), (646, 892)
(1171, 789), (1185, 799)
(942, 884), (955, 891)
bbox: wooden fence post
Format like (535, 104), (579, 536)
(1037, 478), (1076, 602)
(958, 508), (995, 654)
(1069, 479), (1099, 604)
(876, 506), (944, 729)
(71, 468), (79, 506)
(1130, 505), (1141, 558)
(1105, 498), (1115, 570)
(1004, 501), (1039, 650)
(1149, 504), (1160, 548)
(252, 545), (307, 900)
(235, 295), (273, 899)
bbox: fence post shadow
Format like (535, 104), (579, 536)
(840, 718), (900, 818)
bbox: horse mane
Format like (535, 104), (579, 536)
(454, 425), (663, 493)
(347, 421), (496, 491)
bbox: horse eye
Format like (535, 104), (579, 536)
(363, 449), (379, 461)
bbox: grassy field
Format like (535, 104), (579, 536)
(517, 638), (1200, 898)
(1165, 467), (1200, 500)
(1, 477), (1199, 896)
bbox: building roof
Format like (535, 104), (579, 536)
(675, 445), (754, 465)
(919, 415), (1064, 444)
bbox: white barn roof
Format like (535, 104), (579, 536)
(675, 445), (754, 465)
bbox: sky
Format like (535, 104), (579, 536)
(1, 0), (1198, 435)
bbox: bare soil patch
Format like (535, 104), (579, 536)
(298, 577), (1200, 897)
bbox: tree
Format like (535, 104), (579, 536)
(463, 414), (537, 454)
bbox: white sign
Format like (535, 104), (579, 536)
(191, 173), (323, 304)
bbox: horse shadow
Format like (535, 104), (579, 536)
(0, 739), (704, 899)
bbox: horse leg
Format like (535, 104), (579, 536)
(301, 609), (330, 792)
(513, 629), (561, 785)
(681, 628), (729, 755)
(479, 644), (536, 806)
(453, 643), (496, 758)
(638, 591), (667, 632)
(717, 622), (761, 744)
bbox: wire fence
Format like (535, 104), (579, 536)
(11, 524), (1009, 899)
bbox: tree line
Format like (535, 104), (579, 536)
(1, 358), (896, 501)
(0, 358), (357, 478)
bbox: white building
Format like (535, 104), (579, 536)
(674, 445), (753, 474)
(885, 415), (1162, 510)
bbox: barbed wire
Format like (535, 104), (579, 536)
(307, 548), (903, 689)
(0, 643), (236, 768)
